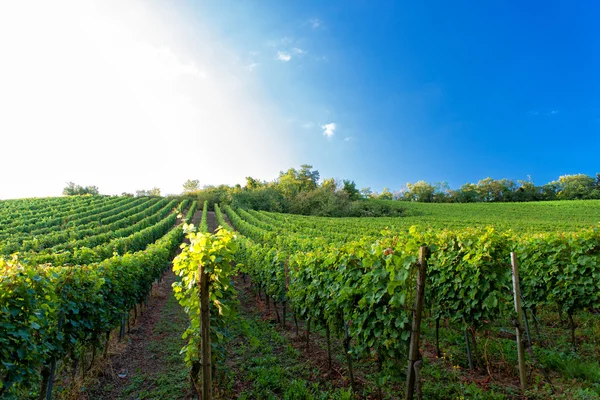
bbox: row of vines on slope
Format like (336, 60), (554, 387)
(0, 200), (193, 398)
(223, 205), (600, 397)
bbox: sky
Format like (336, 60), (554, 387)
(0, 0), (598, 199)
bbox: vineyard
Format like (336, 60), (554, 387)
(0, 196), (195, 399)
(1, 196), (600, 399)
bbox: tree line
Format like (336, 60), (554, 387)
(182, 165), (401, 217)
(395, 173), (600, 203)
(182, 169), (600, 217)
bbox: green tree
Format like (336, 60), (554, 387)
(359, 187), (372, 199)
(245, 177), (262, 190)
(298, 164), (320, 191)
(455, 183), (479, 203)
(321, 178), (337, 192)
(554, 174), (595, 199)
(378, 187), (393, 200)
(342, 180), (360, 201)
(183, 179), (200, 193)
(404, 180), (436, 202)
(63, 182), (99, 196)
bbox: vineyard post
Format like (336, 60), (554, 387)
(45, 313), (64, 400)
(510, 252), (527, 391)
(199, 262), (213, 400)
(119, 313), (126, 341)
(405, 246), (428, 400)
(283, 258), (290, 329)
(343, 319), (356, 392)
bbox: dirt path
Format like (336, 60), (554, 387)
(206, 211), (217, 232)
(86, 210), (203, 400)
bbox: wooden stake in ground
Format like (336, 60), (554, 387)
(510, 252), (527, 392)
(199, 263), (213, 400)
(405, 246), (428, 400)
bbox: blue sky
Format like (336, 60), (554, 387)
(0, 1), (597, 198)
(189, 0), (599, 190)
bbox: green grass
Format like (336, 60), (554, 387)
(370, 199), (600, 232)
(418, 307), (600, 399)
(216, 290), (353, 400)
(119, 288), (191, 400)
(85, 283), (191, 400)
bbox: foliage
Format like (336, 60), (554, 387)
(62, 182), (100, 196)
(171, 227), (238, 368)
(0, 225), (183, 396)
(223, 203), (600, 392)
(182, 179), (200, 194)
(342, 180), (360, 201)
(136, 187), (161, 197)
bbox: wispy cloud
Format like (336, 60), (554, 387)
(277, 51), (291, 62)
(528, 109), (559, 116)
(308, 18), (322, 29)
(302, 122), (314, 129)
(292, 47), (306, 55)
(322, 122), (336, 138)
(343, 136), (352, 142)
(244, 62), (259, 71)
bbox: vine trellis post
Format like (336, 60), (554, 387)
(405, 246), (429, 400)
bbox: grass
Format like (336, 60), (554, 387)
(84, 278), (191, 400)
(215, 286), (353, 399)
(417, 307), (600, 399)
(371, 199), (600, 232)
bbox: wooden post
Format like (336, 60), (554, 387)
(199, 263), (213, 400)
(510, 252), (527, 392)
(405, 246), (428, 400)
(343, 320), (356, 393)
(119, 313), (126, 341)
(283, 259), (290, 329)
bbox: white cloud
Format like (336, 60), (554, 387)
(0, 0), (294, 199)
(245, 62), (259, 71)
(321, 123), (336, 138)
(549, 110), (559, 115)
(309, 18), (322, 29)
(292, 47), (306, 55)
(277, 51), (292, 62)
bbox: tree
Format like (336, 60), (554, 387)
(455, 183), (479, 203)
(404, 181), (436, 202)
(342, 180), (360, 201)
(298, 164), (320, 191)
(554, 174), (595, 200)
(321, 178), (337, 192)
(245, 177), (261, 190)
(183, 179), (200, 193)
(359, 187), (373, 199)
(135, 188), (161, 197)
(277, 168), (302, 199)
(63, 182), (99, 196)
(378, 187), (393, 200)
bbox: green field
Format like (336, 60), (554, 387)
(1, 197), (600, 399)
(372, 199), (600, 232)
